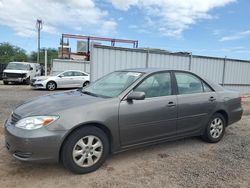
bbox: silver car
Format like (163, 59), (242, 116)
(4, 68), (243, 174)
(30, 70), (90, 90)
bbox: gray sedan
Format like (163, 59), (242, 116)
(4, 68), (243, 174)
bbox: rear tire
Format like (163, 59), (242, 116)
(3, 81), (8, 85)
(202, 113), (226, 143)
(83, 81), (90, 87)
(46, 81), (57, 91)
(61, 126), (109, 174)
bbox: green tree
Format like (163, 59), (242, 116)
(0, 43), (28, 63)
(29, 48), (58, 65)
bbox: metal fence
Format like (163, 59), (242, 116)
(52, 59), (90, 73)
(91, 45), (250, 93)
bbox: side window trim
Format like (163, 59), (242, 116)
(201, 80), (215, 93)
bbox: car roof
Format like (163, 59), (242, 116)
(119, 68), (192, 74)
(9, 62), (31, 65)
(62, 70), (87, 72)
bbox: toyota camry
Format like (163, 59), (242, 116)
(4, 68), (243, 174)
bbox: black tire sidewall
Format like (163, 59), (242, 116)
(25, 77), (30, 85)
(61, 126), (109, 174)
(204, 113), (226, 143)
(83, 81), (89, 87)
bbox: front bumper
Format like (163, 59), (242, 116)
(4, 119), (66, 163)
(3, 77), (27, 83)
(30, 80), (47, 89)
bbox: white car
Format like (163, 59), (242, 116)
(31, 70), (90, 91)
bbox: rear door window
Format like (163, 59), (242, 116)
(175, 72), (203, 94)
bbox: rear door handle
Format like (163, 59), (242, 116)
(167, 101), (176, 107)
(209, 96), (216, 102)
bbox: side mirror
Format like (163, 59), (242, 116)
(58, 75), (63, 78)
(127, 91), (145, 101)
(30, 67), (33, 70)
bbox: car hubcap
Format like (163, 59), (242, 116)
(72, 135), (103, 168)
(48, 83), (55, 90)
(210, 118), (223, 139)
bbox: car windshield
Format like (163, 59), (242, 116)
(51, 71), (63, 76)
(6, 63), (29, 70)
(82, 71), (143, 98)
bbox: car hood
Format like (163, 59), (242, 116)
(4, 69), (29, 74)
(34, 76), (51, 80)
(14, 90), (105, 117)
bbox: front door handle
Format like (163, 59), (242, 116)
(209, 96), (216, 102)
(167, 101), (176, 107)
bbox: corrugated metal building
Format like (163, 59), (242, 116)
(53, 45), (250, 93)
(53, 59), (90, 73)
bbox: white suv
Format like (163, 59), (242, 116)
(3, 62), (37, 85)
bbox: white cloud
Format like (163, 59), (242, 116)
(220, 30), (250, 41)
(98, 21), (117, 35)
(0, 0), (116, 37)
(110, 0), (138, 11)
(110, 0), (236, 37)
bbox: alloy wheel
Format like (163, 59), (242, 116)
(210, 117), (223, 139)
(72, 135), (103, 168)
(47, 82), (56, 90)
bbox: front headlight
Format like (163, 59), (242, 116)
(37, 78), (47, 82)
(15, 116), (59, 130)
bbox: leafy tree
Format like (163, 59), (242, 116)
(0, 43), (28, 63)
(29, 48), (58, 65)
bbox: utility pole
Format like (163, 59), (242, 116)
(36, 19), (43, 63)
(45, 50), (47, 76)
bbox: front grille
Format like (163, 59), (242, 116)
(10, 113), (21, 125)
(13, 151), (32, 159)
(6, 142), (10, 150)
(6, 73), (25, 78)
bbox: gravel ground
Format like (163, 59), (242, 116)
(0, 81), (250, 188)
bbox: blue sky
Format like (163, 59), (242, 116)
(0, 0), (249, 60)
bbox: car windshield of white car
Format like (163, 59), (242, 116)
(6, 63), (29, 70)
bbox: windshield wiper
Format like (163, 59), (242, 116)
(81, 90), (99, 97)
(81, 90), (112, 98)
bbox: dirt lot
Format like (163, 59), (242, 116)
(0, 81), (250, 188)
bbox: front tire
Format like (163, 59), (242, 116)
(61, 126), (109, 174)
(202, 113), (226, 143)
(25, 77), (30, 85)
(3, 81), (8, 85)
(46, 81), (57, 91)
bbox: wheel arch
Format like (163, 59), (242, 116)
(83, 80), (90, 87)
(59, 122), (113, 162)
(46, 80), (57, 88)
(214, 110), (229, 126)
